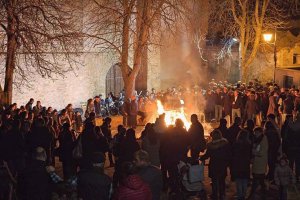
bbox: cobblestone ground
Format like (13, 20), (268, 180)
(54, 116), (300, 200)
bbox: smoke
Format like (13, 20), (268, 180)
(158, 30), (214, 136)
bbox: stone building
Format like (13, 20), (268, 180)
(11, 47), (161, 110)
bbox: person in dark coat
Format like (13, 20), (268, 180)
(25, 98), (34, 112)
(205, 90), (215, 122)
(281, 115), (293, 157)
(26, 118), (53, 165)
(285, 113), (300, 182)
(113, 162), (152, 200)
(80, 122), (109, 169)
(17, 147), (51, 200)
(0, 119), (26, 174)
(58, 123), (76, 179)
(217, 118), (230, 140)
(264, 121), (281, 182)
(231, 90), (243, 121)
(245, 119), (255, 147)
(227, 117), (242, 146)
(244, 93), (259, 122)
(77, 152), (112, 200)
(94, 96), (102, 117)
(188, 114), (206, 161)
(119, 128), (140, 163)
(232, 130), (252, 200)
(101, 117), (114, 167)
(166, 119), (189, 194)
(112, 125), (127, 188)
(134, 150), (163, 200)
(200, 130), (231, 200)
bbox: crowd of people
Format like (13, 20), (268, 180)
(0, 79), (299, 200)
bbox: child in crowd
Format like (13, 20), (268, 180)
(274, 156), (296, 200)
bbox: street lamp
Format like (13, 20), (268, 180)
(263, 29), (277, 82)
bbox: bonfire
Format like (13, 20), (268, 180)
(156, 100), (191, 130)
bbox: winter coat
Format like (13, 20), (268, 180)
(205, 94), (215, 112)
(165, 127), (189, 166)
(265, 128), (281, 160)
(119, 139), (140, 162)
(231, 142), (252, 179)
(200, 138), (231, 178)
(231, 95), (243, 109)
(27, 127), (53, 164)
(113, 175), (152, 200)
(142, 137), (160, 167)
(285, 117), (300, 155)
(188, 121), (206, 152)
(17, 160), (51, 200)
(223, 93), (232, 116)
(101, 124), (112, 142)
(283, 97), (294, 114)
(137, 165), (163, 200)
(94, 100), (101, 116)
(252, 134), (268, 174)
(245, 95), (259, 118)
(77, 169), (112, 200)
(213, 92), (223, 106)
(217, 126), (230, 141)
(227, 124), (242, 145)
(274, 164), (295, 186)
(81, 129), (109, 160)
(58, 130), (75, 163)
(267, 96), (278, 116)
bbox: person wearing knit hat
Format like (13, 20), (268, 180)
(200, 130), (230, 200)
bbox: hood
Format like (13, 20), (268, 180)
(122, 175), (145, 190)
(207, 138), (228, 150)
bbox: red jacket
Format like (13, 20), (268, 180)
(113, 175), (152, 200)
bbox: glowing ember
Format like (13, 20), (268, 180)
(157, 100), (191, 130)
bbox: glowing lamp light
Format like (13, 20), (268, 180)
(263, 33), (273, 42)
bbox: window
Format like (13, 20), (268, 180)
(283, 75), (293, 88)
(293, 54), (300, 64)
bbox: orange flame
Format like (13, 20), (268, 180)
(156, 100), (191, 130)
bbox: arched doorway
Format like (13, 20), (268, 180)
(105, 64), (124, 96)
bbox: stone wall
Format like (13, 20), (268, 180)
(12, 52), (116, 110)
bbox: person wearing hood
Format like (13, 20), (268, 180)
(113, 162), (152, 200)
(200, 129), (231, 200)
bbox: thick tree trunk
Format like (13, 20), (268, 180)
(124, 75), (136, 99)
(3, 0), (17, 105)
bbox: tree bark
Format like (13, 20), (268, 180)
(3, 0), (17, 105)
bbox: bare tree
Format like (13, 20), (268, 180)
(0, 0), (82, 104)
(85, 0), (189, 98)
(210, 0), (295, 82)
